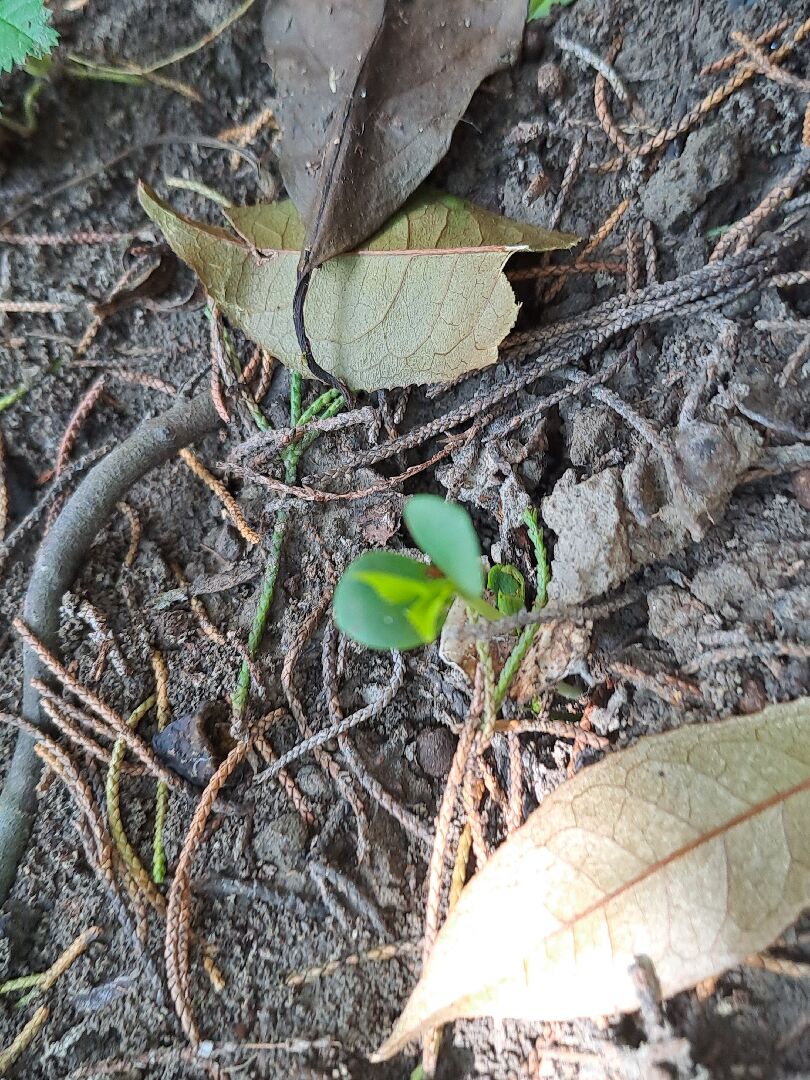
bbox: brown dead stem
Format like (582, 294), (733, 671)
(699, 18), (791, 77)
(0, 1005), (49, 1073)
(279, 568), (369, 860)
(13, 619), (181, 788)
(54, 377), (107, 478)
(178, 448), (261, 545)
(543, 198), (631, 303)
(285, 941), (418, 988)
(711, 150), (810, 262)
(595, 16), (810, 172)
(165, 740), (249, 1045)
(322, 619), (430, 849)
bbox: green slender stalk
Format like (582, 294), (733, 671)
(523, 508), (550, 608)
(152, 781), (169, 883)
(0, 384), (30, 414)
(0, 974), (44, 995)
(0, 358), (63, 416)
(494, 509), (551, 709)
(476, 640), (497, 742)
(231, 374), (344, 722)
(289, 371), (303, 429)
(284, 392), (343, 473)
(0, 79), (46, 137)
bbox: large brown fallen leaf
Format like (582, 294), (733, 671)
(138, 184), (575, 392)
(262, 0), (528, 271)
(374, 698), (810, 1060)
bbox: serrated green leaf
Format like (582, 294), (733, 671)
(333, 551), (454, 651)
(403, 494), (484, 600)
(527, 0), (576, 22)
(138, 183), (577, 393)
(0, 0), (58, 75)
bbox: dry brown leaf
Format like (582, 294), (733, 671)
(263, 0), (528, 270)
(374, 697), (810, 1060)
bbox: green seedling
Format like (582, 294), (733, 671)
(487, 563), (526, 616)
(333, 494), (501, 651)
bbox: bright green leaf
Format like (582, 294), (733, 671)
(404, 583), (458, 642)
(487, 564), (526, 616)
(0, 0), (58, 75)
(403, 494), (483, 600)
(333, 551), (453, 651)
(527, 0), (576, 21)
(138, 183), (577, 393)
(354, 568), (438, 608)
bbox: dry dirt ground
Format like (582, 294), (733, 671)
(1, 0), (809, 1077)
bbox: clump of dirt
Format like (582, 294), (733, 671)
(0, 0), (809, 1078)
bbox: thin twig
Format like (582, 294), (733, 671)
(165, 742), (249, 1045)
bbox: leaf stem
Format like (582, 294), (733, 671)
(462, 593), (503, 622)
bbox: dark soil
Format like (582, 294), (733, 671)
(1, 0), (809, 1078)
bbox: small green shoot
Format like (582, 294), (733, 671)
(523, 507), (550, 608)
(527, 0), (576, 21)
(333, 495), (500, 651)
(487, 563), (526, 616)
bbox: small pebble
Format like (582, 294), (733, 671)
(791, 467), (810, 511)
(738, 676), (768, 715)
(536, 61), (564, 100)
(416, 727), (456, 778)
(152, 701), (234, 786)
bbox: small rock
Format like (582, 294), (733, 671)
(674, 422), (739, 496)
(536, 61), (564, 100)
(253, 811), (309, 870)
(738, 677), (768, 715)
(569, 406), (619, 469)
(152, 701), (235, 786)
(543, 468), (634, 605)
(640, 125), (740, 233)
(295, 764), (331, 800)
(416, 728), (456, 778)
(792, 467), (810, 510)
(522, 23), (545, 62)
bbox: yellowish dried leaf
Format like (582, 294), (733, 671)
(138, 183), (576, 392)
(375, 698), (810, 1060)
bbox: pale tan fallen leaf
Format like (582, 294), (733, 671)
(374, 698), (810, 1060)
(138, 184), (576, 392)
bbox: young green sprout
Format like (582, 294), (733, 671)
(333, 494), (501, 650)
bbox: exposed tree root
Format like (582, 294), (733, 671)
(0, 392), (219, 906)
